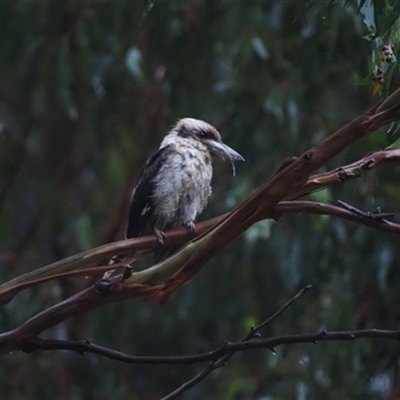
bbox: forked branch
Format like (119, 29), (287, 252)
(1, 90), (400, 354)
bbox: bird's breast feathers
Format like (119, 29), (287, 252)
(151, 141), (213, 228)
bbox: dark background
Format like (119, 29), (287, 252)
(1, 1), (400, 399)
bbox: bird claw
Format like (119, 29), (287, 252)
(154, 226), (166, 246)
(185, 221), (195, 234)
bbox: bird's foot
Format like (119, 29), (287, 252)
(154, 226), (166, 246)
(185, 221), (195, 235)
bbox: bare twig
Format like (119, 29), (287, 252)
(15, 326), (400, 366)
(299, 148), (400, 197)
(335, 200), (395, 220)
(275, 201), (400, 234)
(250, 284), (313, 335)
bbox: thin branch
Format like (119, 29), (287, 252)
(251, 284), (313, 335)
(216, 327), (400, 352)
(276, 200), (400, 234)
(0, 216), (224, 304)
(335, 200), (394, 220)
(160, 363), (219, 400)
(299, 148), (400, 197)
(16, 326), (400, 366)
(19, 335), (213, 364)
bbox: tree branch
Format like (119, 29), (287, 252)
(2, 92), (400, 356)
(299, 148), (400, 197)
(21, 326), (399, 366)
(2, 146), (399, 305)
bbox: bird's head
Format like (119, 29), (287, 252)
(170, 117), (245, 163)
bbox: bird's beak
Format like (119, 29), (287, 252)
(206, 140), (245, 162)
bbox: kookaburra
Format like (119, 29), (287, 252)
(126, 117), (244, 261)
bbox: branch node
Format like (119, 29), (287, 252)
(20, 334), (39, 353)
(95, 279), (116, 295)
(303, 152), (313, 161)
(336, 200), (393, 222)
(337, 168), (358, 182)
(122, 265), (134, 280)
(361, 159), (374, 169)
(275, 156), (297, 173)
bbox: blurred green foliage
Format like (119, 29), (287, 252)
(2, 0), (400, 398)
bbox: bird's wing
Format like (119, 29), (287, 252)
(126, 145), (172, 238)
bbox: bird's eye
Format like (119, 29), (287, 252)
(198, 130), (208, 139)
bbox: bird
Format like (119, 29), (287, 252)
(126, 117), (244, 262)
